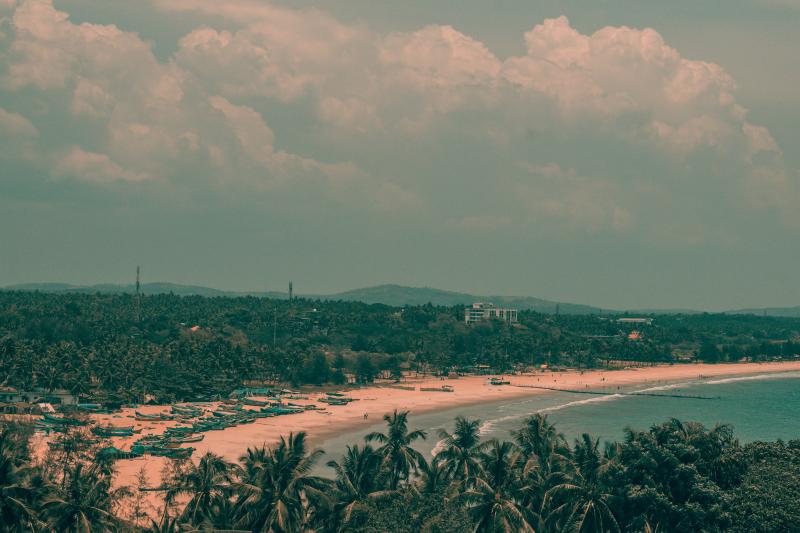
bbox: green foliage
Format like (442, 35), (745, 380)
(1, 291), (799, 401)
(0, 416), (799, 532)
(725, 440), (800, 532)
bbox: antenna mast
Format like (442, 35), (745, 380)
(135, 266), (141, 323)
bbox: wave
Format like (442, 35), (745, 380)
(634, 382), (692, 393)
(430, 438), (447, 457)
(703, 371), (800, 385)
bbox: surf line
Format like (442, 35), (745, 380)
(511, 384), (719, 400)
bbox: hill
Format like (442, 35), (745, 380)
(3, 282), (600, 314)
(5, 281), (797, 317)
(727, 306), (800, 318)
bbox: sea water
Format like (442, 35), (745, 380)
(313, 371), (800, 473)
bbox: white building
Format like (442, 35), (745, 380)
(616, 317), (653, 325)
(465, 303), (518, 325)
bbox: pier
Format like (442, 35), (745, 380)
(512, 384), (719, 400)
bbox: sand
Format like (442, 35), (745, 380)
(36, 360), (800, 517)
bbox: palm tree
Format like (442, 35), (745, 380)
(415, 455), (451, 497)
(177, 451), (235, 526)
(436, 416), (488, 483)
(512, 413), (566, 462)
(460, 440), (540, 533)
(543, 434), (620, 533)
(325, 444), (392, 530)
(41, 462), (126, 533)
(233, 432), (328, 533)
(0, 428), (41, 531)
(365, 409), (427, 489)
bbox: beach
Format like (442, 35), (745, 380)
(35, 360), (800, 516)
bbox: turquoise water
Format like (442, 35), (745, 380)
(312, 371), (800, 473)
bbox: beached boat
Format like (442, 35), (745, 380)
(489, 378), (510, 385)
(42, 413), (87, 426)
(172, 434), (204, 443)
(420, 385), (454, 392)
(134, 411), (173, 421)
(91, 425), (135, 437)
(241, 398), (270, 407)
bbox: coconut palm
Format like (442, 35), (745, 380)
(177, 452), (235, 526)
(461, 440), (540, 533)
(233, 431), (328, 533)
(415, 455), (452, 497)
(325, 444), (393, 530)
(437, 416), (488, 483)
(365, 409), (427, 489)
(0, 428), (40, 531)
(512, 413), (566, 462)
(41, 462), (126, 533)
(543, 434), (620, 533)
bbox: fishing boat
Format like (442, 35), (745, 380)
(42, 413), (87, 426)
(150, 446), (195, 459)
(172, 434), (204, 443)
(92, 425), (135, 437)
(420, 385), (454, 392)
(241, 398), (270, 407)
(134, 411), (173, 421)
(489, 378), (510, 385)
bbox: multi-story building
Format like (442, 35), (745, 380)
(465, 302), (518, 325)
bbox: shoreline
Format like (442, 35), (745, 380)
(39, 360), (800, 518)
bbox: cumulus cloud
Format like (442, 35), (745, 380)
(54, 146), (149, 183)
(0, 0), (796, 234)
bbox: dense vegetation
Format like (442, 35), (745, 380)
(1, 414), (799, 532)
(1, 291), (799, 402)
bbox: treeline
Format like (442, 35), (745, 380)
(1, 415), (799, 532)
(0, 291), (799, 402)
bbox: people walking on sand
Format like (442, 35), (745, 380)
(364, 412), (368, 420)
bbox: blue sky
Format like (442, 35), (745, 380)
(1, 0), (798, 310)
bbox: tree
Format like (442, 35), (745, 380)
(461, 439), (539, 532)
(0, 426), (41, 531)
(436, 416), (487, 483)
(325, 444), (392, 531)
(544, 434), (620, 533)
(41, 462), (126, 533)
(177, 452), (235, 526)
(354, 354), (377, 383)
(233, 432), (329, 532)
(365, 410), (427, 490)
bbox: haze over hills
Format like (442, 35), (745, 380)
(3, 282), (798, 317)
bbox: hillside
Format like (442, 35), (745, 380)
(2, 282), (601, 314)
(4, 281), (797, 317)
(727, 306), (800, 318)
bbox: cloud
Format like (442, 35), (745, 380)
(0, 0), (796, 236)
(0, 0), (416, 213)
(54, 147), (150, 183)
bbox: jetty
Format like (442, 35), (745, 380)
(512, 384), (719, 400)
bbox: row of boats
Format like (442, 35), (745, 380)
(38, 390), (359, 460)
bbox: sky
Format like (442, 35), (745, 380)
(0, 0), (799, 311)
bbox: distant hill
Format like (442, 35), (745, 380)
(3, 282), (600, 314)
(321, 284), (601, 314)
(4, 281), (798, 317)
(726, 306), (800, 318)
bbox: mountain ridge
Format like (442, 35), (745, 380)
(3, 281), (798, 317)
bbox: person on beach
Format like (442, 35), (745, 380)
(364, 412), (368, 420)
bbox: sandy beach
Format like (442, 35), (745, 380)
(35, 360), (800, 516)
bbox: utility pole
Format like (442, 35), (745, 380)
(135, 266), (141, 323)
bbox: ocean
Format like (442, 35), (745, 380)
(312, 371), (800, 473)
